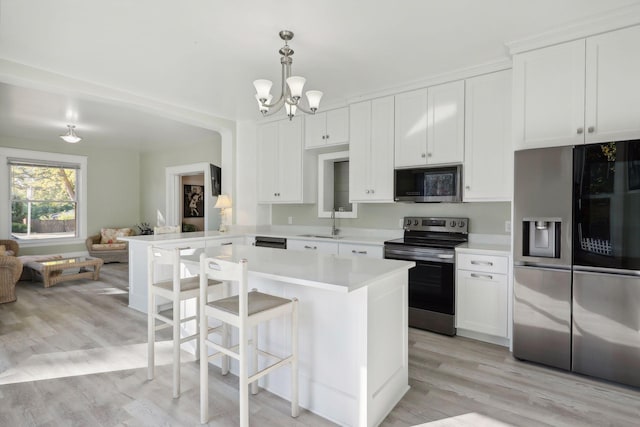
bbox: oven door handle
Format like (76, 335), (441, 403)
(437, 254), (454, 259)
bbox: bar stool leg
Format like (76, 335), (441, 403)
(239, 322), (249, 427)
(251, 324), (259, 395)
(173, 295), (180, 398)
(147, 291), (155, 381)
(291, 299), (299, 417)
(200, 293), (209, 424)
(195, 297), (200, 362)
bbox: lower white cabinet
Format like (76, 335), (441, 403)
(287, 239), (339, 255)
(456, 252), (509, 341)
(338, 243), (383, 258)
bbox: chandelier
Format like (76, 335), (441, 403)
(253, 30), (323, 120)
(60, 124), (82, 143)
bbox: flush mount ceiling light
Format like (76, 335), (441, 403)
(253, 30), (323, 120)
(60, 124), (82, 143)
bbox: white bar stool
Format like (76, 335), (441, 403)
(147, 246), (221, 398)
(198, 255), (299, 427)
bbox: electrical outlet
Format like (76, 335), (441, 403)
(505, 220), (511, 233)
(288, 216), (293, 225)
(399, 218), (404, 228)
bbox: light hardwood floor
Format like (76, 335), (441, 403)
(1, 263), (639, 426)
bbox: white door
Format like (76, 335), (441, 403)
(349, 100), (372, 202)
(257, 121), (279, 203)
(325, 107), (349, 145)
(464, 70), (512, 201)
(304, 112), (326, 148)
(277, 116), (303, 202)
(395, 88), (428, 167)
(585, 25), (640, 143)
(369, 96), (395, 202)
(427, 80), (465, 164)
(512, 39), (586, 150)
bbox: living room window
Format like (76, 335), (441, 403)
(0, 148), (87, 245)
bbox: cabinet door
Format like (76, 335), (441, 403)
(395, 88), (428, 167)
(257, 121), (279, 203)
(456, 270), (508, 337)
(464, 70), (512, 201)
(369, 96), (395, 201)
(325, 107), (349, 145)
(338, 243), (383, 258)
(304, 112), (326, 148)
(512, 39), (586, 150)
(427, 81), (465, 164)
(287, 239), (339, 254)
(585, 25), (640, 143)
(349, 100), (372, 202)
(277, 116), (304, 202)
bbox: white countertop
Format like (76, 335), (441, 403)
(456, 242), (511, 256)
(181, 245), (415, 293)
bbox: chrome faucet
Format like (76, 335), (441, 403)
(331, 209), (340, 236)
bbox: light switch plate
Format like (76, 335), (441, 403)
(505, 220), (511, 233)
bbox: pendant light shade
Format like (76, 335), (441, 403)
(60, 125), (82, 143)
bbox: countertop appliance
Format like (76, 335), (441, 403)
(384, 216), (468, 335)
(513, 140), (640, 388)
(394, 165), (462, 203)
(254, 236), (287, 249)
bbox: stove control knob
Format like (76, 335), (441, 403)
(413, 220), (419, 226)
(406, 219), (412, 226)
(450, 220), (456, 227)
(459, 220), (466, 227)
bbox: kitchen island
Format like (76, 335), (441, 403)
(122, 235), (413, 427)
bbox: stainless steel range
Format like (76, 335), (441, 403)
(384, 217), (468, 335)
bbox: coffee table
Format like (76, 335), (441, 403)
(23, 256), (104, 288)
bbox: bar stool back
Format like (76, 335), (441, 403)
(199, 254), (299, 427)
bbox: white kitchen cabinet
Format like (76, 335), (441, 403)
(206, 236), (244, 247)
(349, 96), (395, 203)
(305, 107), (349, 148)
(513, 25), (640, 150)
(456, 252), (509, 342)
(394, 81), (465, 167)
(463, 70), (512, 202)
(287, 239), (339, 255)
(338, 243), (383, 258)
(257, 116), (316, 203)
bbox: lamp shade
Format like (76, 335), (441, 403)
(286, 76), (306, 99)
(214, 194), (232, 209)
(253, 79), (273, 101)
(306, 90), (323, 111)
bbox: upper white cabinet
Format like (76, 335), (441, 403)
(305, 107), (349, 149)
(513, 25), (640, 150)
(349, 96), (395, 203)
(463, 70), (512, 202)
(394, 80), (465, 167)
(257, 116), (316, 204)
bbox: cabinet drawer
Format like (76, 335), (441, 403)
(287, 239), (339, 255)
(338, 243), (383, 258)
(457, 253), (508, 274)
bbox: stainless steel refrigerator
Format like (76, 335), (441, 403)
(513, 141), (640, 388)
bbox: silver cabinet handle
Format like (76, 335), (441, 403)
(471, 273), (493, 280)
(588, 126), (595, 133)
(352, 250), (368, 254)
(220, 242), (233, 246)
(465, 185), (470, 190)
(321, 135), (326, 140)
(427, 153), (432, 157)
(370, 189), (375, 194)
(326, 134), (330, 139)
(471, 260), (493, 266)
(304, 245), (317, 250)
(365, 190), (370, 194)
(421, 153), (426, 158)
(577, 127), (584, 134)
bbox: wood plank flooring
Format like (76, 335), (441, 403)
(1, 263), (639, 426)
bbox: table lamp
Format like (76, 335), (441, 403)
(214, 194), (232, 232)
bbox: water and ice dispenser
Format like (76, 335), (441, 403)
(522, 218), (561, 258)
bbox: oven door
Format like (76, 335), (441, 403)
(408, 260), (455, 315)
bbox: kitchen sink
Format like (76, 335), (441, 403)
(297, 234), (343, 240)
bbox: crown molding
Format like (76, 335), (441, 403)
(506, 3), (640, 55)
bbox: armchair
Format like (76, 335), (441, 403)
(0, 240), (22, 304)
(86, 227), (133, 263)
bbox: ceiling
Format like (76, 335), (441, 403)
(1, 0), (639, 151)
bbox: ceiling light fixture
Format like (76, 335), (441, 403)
(60, 124), (82, 143)
(253, 30), (323, 120)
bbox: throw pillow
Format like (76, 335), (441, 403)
(0, 245), (5, 256)
(100, 227), (133, 244)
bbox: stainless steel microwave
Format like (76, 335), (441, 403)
(394, 165), (462, 202)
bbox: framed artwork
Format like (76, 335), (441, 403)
(184, 184), (205, 218)
(210, 164), (221, 196)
